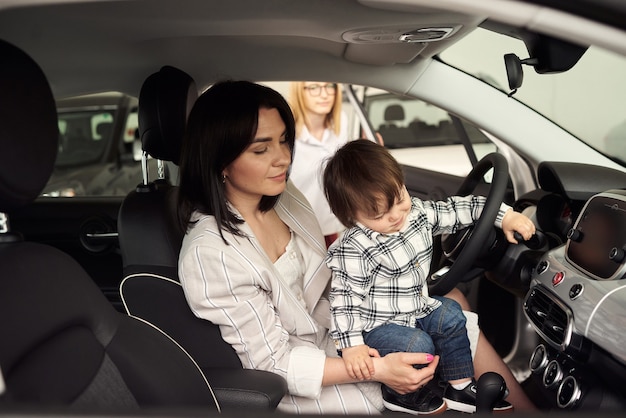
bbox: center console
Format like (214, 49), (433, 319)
(523, 190), (626, 410)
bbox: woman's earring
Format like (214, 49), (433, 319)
(222, 173), (227, 183)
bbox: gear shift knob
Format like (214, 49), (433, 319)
(476, 371), (507, 413)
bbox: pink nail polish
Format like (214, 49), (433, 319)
(426, 354), (433, 362)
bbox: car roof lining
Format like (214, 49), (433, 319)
(0, 0), (625, 100)
(0, 0), (481, 98)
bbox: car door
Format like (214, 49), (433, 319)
(8, 197), (125, 310)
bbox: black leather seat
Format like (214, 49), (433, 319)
(0, 39), (219, 413)
(96, 121), (113, 141)
(381, 103), (405, 128)
(118, 65), (192, 278)
(378, 103), (411, 148)
(117, 66), (287, 411)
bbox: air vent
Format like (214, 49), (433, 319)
(524, 285), (572, 350)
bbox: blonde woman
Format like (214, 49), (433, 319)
(289, 81), (347, 247)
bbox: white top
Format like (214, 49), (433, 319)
(289, 113), (348, 236)
(273, 230), (307, 310)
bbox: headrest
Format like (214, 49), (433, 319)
(96, 121), (113, 138)
(384, 104), (405, 122)
(138, 66), (197, 165)
(0, 40), (58, 212)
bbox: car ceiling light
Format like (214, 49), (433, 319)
(343, 26), (459, 44)
(399, 27), (455, 43)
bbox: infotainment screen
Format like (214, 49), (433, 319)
(565, 190), (626, 280)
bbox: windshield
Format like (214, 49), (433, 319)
(439, 28), (626, 167)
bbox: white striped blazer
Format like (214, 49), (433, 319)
(179, 181), (386, 411)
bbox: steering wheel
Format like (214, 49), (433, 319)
(427, 153), (509, 296)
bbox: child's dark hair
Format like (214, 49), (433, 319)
(323, 139), (404, 228)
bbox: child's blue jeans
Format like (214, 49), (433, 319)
(363, 296), (474, 381)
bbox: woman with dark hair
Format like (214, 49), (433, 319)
(176, 80), (536, 414)
(178, 80), (297, 237)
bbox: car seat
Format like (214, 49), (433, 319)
(96, 121), (113, 141)
(0, 39), (219, 413)
(379, 103), (404, 130)
(117, 65), (191, 278)
(117, 66), (287, 411)
(378, 104), (411, 148)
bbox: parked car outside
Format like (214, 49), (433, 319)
(42, 92), (147, 197)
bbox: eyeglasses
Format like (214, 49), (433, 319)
(303, 83), (337, 96)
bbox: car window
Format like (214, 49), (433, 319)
(57, 109), (115, 167)
(439, 27), (626, 167)
(361, 91), (497, 177)
(42, 93), (141, 197)
(266, 81), (497, 178)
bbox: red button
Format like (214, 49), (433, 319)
(552, 272), (564, 286)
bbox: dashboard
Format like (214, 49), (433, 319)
(523, 188), (626, 410)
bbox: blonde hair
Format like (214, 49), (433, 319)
(289, 81), (343, 138)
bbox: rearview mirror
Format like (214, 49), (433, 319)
(504, 53), (538, 96)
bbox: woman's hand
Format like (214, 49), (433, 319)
(373, 353), (439, 394)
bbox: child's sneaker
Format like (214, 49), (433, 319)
(382, 385), (447, 415)
(442, 379), (514, 413)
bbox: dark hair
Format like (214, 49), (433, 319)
(323, 139), (404, 228)
(177, 80), (295, 241)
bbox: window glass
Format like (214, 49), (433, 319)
(361, 90), (496, 177)
(263, 81), (496, 178)
(42, 94), (142, 197)
(56, 110), (115, 167)
(439, 28), (626, 166)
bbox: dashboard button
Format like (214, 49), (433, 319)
(552, 272), (564, 287)
(609, 247), (625, 263)
(537, 260), (549, 274)
(569, 283), (584, 300)
(557, 375), (581, 408)
(567, 228), (583, 242)
(529, 344), (549, 373)
(543, 360), (563, 389)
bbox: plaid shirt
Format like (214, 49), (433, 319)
(326, 195), (510, 349)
